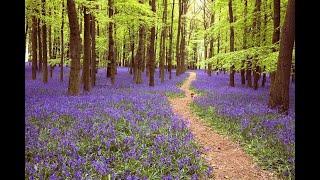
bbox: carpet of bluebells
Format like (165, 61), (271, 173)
(191, 70), (295, 178)
(25, 64), (212, 179)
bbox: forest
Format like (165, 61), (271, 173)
(25, 0), (295, 179)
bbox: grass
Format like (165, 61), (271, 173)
(189, 103), (295, 180)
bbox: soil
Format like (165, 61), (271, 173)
(168, 72), (277, 180)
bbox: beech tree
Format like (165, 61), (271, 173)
(67, 0), (81, 95)
(268, 0), (295, 113)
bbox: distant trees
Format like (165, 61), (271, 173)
(26, 0), (294, 113)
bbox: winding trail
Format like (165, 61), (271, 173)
(168, 72), (276, 180)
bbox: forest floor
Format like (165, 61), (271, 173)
(169, 72), (277, 180)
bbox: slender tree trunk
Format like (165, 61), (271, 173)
(38, 19), (42, 72)
(168, 0), (175, 79)
(60, 0), (65, 82)
(108, 0), (115, 84)
(269, 0), (281, 89)
(228, 0), (235, 87)
(253, 0), (262, 90)
(176, 0), (182, 76)
(160, 0), (167, 82)
(67, 0), (81, 95)
(268, 0), (295, 113)
(91, 15), (97, 86)
(241, 0), (248, 85)
(135, 21), (145, 84)
(179, 0), (187, 74)
(32, 16), (38, 80)
(130, 29), (134, 75)
(42, 0), (48, 83)
(83, 7), (91, 91)
(208, 3), (214, 76)
(149, 0), (156, 86)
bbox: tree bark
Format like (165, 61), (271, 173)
(108, 0), (115, 84)
(42, 0), (48, 83)
(168, 0), (174, 79)
(269, 0), (281, 89)
(38, 19), (42, 72)
(268, 0), (295, 113)
(60, 0), (65, 82)
(91, 14), (97, 86)
(32, 16), (38, 80)
(241, 0), (248, 85)
(83, 7), (91, 91)
(228, 0), (235, 87)
(253, 0), (262, 90)
(67, 0), (81, 95)
(179, 0), (187, 74)
(160, 0), (167, 82)
(175, 0), (182, 76)
(149, 0), (156, 86)
(135, 25), (145, 84)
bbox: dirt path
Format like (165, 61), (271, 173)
(168, 72), (276, 180)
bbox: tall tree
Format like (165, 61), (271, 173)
(207, 1), (214, 76)
(241, 0), (248, 85)
(135, 0), (146, 84)
(268, 0), (295, 113)
(168, 0), (175, 79)
(228, 0), (235, 87)
(159, 0), (167, 82)
(31, 16), (38, 80)
(67, 0), (81, 95)
(108, 0), (116, 84)
(38, 19), (42, 72)
(129, 29), (135, 75)
(91, 14), (97, 86)
(175, 0), (182, 76)
(253, 0), (262, 90)
(179, 0), (187, 74)
(149, 0), (156, 86)
(269, 0), (281, 85)
(60, 0), (65, 82)
(83, 7), (92, 91)
(42, 0), (48, 83)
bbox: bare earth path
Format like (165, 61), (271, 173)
(168, 72), (277, 180)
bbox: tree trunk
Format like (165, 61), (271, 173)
(175, 0), (182, 76)
(269, 0), (281, 89)
(262, 66), (267, 87)
(168, 0), (174, 79)
(135, 24), (145, 84)
(160, 0), (167, 82)
(208, 4), (214, 76)
(67, 0), (81, 95)
(60, 0), (65, 82)
(179, 0), (187, 74)
(83, 7), (91, 91)
(253, 0), (262, 90)
(268, 0), (295, 113)
(130, 29), (134, 75)
(32, 16), (38, 80)
(241, 0), (248, 85)
(108, 0), (115, 84)
(91, 14), (97, 86)
(38, 19), (42, 72)
(42, 0), (48, 83)
(246, 60), (252, 87)
(228, 0), (235, 87)
(149, 0), (156, 86)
